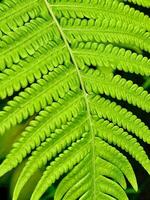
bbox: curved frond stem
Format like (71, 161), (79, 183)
(44, 0), (97, 198)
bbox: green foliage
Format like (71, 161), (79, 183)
(0, 0), (150, 199)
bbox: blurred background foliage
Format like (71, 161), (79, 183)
(0, 1), (150, 200)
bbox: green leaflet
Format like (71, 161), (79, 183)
(62, 17), (150, 53)
(0, 0), (150, 200)
(119, 0), (150, 7)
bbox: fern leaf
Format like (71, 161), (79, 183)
(54, 155), (90, 200)
(0, 18), (57, 70)
(0, 65), (79, 134)
(95, 157), (127, 189)
(0, 0), (41, 33)
(0, 42), (67, 93)
(94, 119), (150, 173)
(30, 138), (89, 200)
(120, 0), (150, 7)
(95, 138), (138, 191)
(62, 17), (150, 53)
(83, 70), (150, 111)
(74, 42), (150, 76)
(0, 0), (150, 199)
(50, 0), (150, 31)
(90, 95), (150, 143)
(13, 114), (88, 199)
(0, 90), (84, 176)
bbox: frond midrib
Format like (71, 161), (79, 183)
(44, 0), (96, 198)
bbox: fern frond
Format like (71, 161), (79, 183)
(31, 136), (128, 200)
(0, 90), (84, 176)
(55, 153), (126, 199)
(50, 0), (150, 31)
(54, 155), (90, 200)
(0, 64), (79, 134)
(62, 17), (150, 53)
(0, 18), (57, 70)
(86, 192), (116, 200)
(61, 174), (90, 200)
(0, 0), (41, 33)
(95, 138), (138, 191)
(94, 119), (150, 173)
(120, 0), (150, 7)
(95, 157), (127, 189)
(95, 175), (128, 200)
(30, 138), (89, 200)
(83, 69), (150, 112)
(0, 0), (149, 199)
(0, 41), (67, 93)
(74, 42), (150, 76)
(89, 95), (150, 143)
(13, 115), (88, 200)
